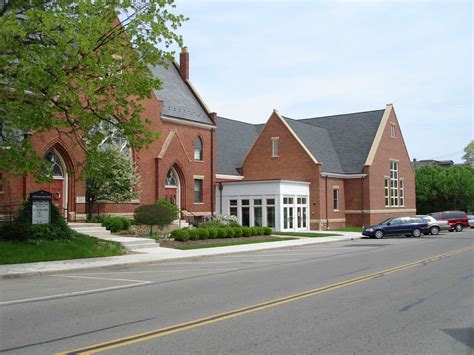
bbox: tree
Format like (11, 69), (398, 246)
(85, 147), (140, 219)
(462, 140), (474, 166)
(134, 204), (175, 236)
(0, 0), (186, 179)
(415, 165), (474, 214)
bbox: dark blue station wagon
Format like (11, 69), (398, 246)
(362, 217), (430, 239)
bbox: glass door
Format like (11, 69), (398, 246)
(283, 197), (294, 231)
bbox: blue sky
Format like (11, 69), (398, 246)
(170, 0), (472, 162)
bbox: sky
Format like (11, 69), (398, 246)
(168, 0), (472, 163)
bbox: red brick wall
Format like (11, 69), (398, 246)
(1, 94), (215, 220)
(242, 112), (322, 229)
(345, 106), (416, 227)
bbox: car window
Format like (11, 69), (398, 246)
(428, 213), (438, 220)
(390, 218), (401, 225)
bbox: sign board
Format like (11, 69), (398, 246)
(30, 190), (52, 225)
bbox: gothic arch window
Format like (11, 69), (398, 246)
(45, 150), (64, 178)
(194, 136), (203, 161)
(165, 168), (178, 187)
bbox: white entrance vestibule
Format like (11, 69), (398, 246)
(215, 180), (310, 232)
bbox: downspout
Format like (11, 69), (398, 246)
(218, 182), (223, 215)
(325, 175), (329, 230)
(361, 176), (365, 228)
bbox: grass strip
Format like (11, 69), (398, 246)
(175, 237), (296, 250)
(0, 233), (124, 265)
(272, 232), (341, 237)
(328, 227), (362, 232)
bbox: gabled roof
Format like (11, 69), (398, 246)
(215, 108), (386, 176)
(149, 62), (214, 125)
(282, 117), (343, 173)
(216, 117), (262, 175)
(297, 109), (385, 173)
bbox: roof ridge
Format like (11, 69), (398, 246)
(296, 108), (385, 121)
(217, 116), (262, 126)
(282, 116), (330, 132)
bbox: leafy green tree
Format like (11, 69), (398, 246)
(134, 204), (175, 236)
(462, 140), (474, 166)
(416, 165), (474, 214)
(85, 147), (140, 219)
(0, 0), (186, 179)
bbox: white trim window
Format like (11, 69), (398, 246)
(266, 198), (275, 228)
(271, 137), (279, 157)
(194, 178), (203, 203)
(333, 187), (340, 211)
(399, 179), (405, 207)
(194, 136), (203, 161)
(390, 161), (399, 207)
(229, 199), (238, 217)
(390, 123), (396, 138)
(384, 177), (390, 207)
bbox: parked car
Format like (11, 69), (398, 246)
(467, 215), (474, 228)
(362, 217), (430, 239)
(411, 215), (450, 235)
(428, 211), (469, 232)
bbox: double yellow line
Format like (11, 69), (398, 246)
(58, 245), (473, 354)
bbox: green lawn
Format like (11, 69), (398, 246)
(0, 233), (124, 265)
(329, 227), (363, 232)
(175, 237), (296, 250)
(272, 232), (341, 237)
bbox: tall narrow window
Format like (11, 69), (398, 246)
(333, 187), (339, 211)
(271, 137), (279, 157)
(266, 198), (275, 228)
(241, 199), (250, 226)
(194, 179), (203, 203)
(390, 161), (399, 207)
(229, 199), (238, 216)
(384, 177), (390, 207)
(194, 137), (203, 161)
(390, 123), (396, 138)
(253, 199), (262, 227)
(399, 179), (405, 207)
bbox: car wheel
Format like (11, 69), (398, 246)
(430, 226), (440, 235)
(455, 224), (463, 232)
(375, 230), (384, 239)
(412, 228), (421, 237)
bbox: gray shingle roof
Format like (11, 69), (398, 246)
(150, 62), (213, 125)
(215, 109), (385, 176)
(216, 117), (261, 175)
(297, 109), (385, 173)
(282, 117), (343, 173)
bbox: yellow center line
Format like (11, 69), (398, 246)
(57, 245), (473, 355)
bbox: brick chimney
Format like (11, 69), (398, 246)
(179, 47), (189, 81)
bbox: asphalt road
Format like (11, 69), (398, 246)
(1, 230), (473, 354)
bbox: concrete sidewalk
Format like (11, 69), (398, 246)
(0, 232), (362, 278)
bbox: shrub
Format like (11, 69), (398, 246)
(198, 228), (209, 240)
(224, 227), (235, 238)
(30, 224), (73, 240)
(241, 227), (251, 237)
(255, 227), (265, 236)
(250, 227), (260, 236)
(156, 199), (179, 220)
(101, 216), (131, 233)
(199, 220), (226, 229)
(188, 229), (199, 241)
(214, 214), (240, 227)
(233, 227), (243, 238)
(1, 198), (73, 241)
(207, 228), (218, 239)
(171, 229), (189, 242)
(263, 227), (272, 235)
(134, 204), (175, 236)
(216, 228), (226, 239)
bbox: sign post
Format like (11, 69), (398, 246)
(30, 190), (52, 225)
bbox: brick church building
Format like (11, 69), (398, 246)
(0, 48), (216, 223)
(1, 48), (415, 230)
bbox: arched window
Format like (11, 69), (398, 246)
(45, 151), (64, 178)
(165, 168), (178, 187)
(194, 136), (203, 161)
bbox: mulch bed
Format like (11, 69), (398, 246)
(159, 235), (281, 249)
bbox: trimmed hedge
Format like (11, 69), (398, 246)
(171, 226), (273, 242)
(101, 216), (131, 233)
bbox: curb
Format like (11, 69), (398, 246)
(1, 235), (362, 279)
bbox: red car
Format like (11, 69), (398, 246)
(428, 211), (469, 232)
